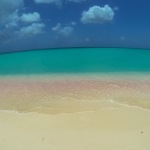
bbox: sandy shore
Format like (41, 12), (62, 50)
(0, 74), (150, 149)
(0, 106), (150, 150)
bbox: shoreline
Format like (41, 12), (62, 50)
(1, 72), (150, 78)
(0, 73), (150, 114)
(0, 73), (150, 149)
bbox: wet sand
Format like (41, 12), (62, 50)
(0, 74), (150, 150)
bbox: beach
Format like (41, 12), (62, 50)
(0, 106), (150, 150)
(0, 48), (150, 149)
(0, 74), (150, 150)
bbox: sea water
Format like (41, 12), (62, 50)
(0, 48), (150, 113)
(0, 48), (150, 74)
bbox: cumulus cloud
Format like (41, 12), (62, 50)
(81, 5), (115, 24)
(20, 12), (41, 23)
(61, 26), (73, 36)
(70, 21), (77, 26)
(34, 0), (86, 6)
(52, 23), (61, 31)
(114, 6), (119, 11)
(0, 0), (23, 27)
(34, 0), (57, 3)
(0, 0), (24, 42)
(0, 0), (46, 42)
(34, 0), (62, 6)
(0, 0), (23, 18)
(17, 23), (45, 37)
(52, 23), (73, 36)
(5, 11), (20, 29)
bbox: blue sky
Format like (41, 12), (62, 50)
(0, 0), (150, 52)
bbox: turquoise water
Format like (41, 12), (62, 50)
(0, 48), (150, 75)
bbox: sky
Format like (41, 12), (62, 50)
(0, 0), (150, 52)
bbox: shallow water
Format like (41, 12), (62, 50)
(0, 74), (150, 114)
(0, 48), (150, 113)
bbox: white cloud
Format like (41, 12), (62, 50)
(52, 23), (73, 36)
(0, 0), (46, 41)
(0, 0), (23, 18)
(61, 26), (73, 36)
(5, 11), (20, 28)
(114, 6), (119, 11)
(34, 0), (86, 5)
(52, 23), (61, 31)
(34, 0), (62, 6)
(20, 12), (41, 23)
(34, 0), (56, 3)
(0, 0), (23, 26)
(18, 23), (45, 37)
(70, 21), (77, 26)
(81, 5), (115, 24)
(0, 0), (24, 42)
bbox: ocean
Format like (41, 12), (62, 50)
(0, 48), (150, 75)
